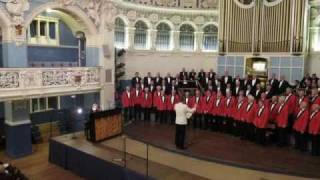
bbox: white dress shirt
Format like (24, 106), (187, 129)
(174, 103), (196, 125)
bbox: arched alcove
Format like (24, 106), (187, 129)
(25, 7), (97, 67)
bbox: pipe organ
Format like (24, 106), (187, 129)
(219, 0), (307, 54)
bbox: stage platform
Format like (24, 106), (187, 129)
(49, 122), (320, 180)
(123, 121), (320, 179)
(49, 133), (207, 180)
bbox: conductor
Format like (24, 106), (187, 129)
(174, 100), (196, 149)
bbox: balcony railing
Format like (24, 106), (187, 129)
(0, 67), (101, 101)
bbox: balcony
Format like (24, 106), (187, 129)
(0, 67), (101, 101)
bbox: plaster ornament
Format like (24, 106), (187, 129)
(86, 0), (102, 26)
(102, 1), (118, 31)
(154, 0), (171, 6)
(127, 10), (137, 20)
(0, 0), (30, 25)
(149, 13), (159, 23)
(56, 0), (75, 6)
(194, 16), (205, 25)
(201, 0), (218, 8)
(137, 0), (150, 5)
(170, 15), (181, 24)
(181, 0), (194, 8)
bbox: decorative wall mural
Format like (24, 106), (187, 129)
(0, 0), (30, 25)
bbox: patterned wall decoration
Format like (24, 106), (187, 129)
(123, 0), (219, 9)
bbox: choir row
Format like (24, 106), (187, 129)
(130, 70), (319, 97)
(121, 86), (320, 156)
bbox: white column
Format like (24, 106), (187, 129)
(100, 29), (115, 110)
(195, 31), (204, 52)
(172, 30), (180, 51)
(149, 29), (157, 50)
(127, 27), (135, 50)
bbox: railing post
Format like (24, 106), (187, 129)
(146, 144), (149, 177)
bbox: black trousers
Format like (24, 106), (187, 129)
(288, 114), (295, 133)
(123, 107), (133, 123)
(213, 116), (223, 132)
(143, 107), (151, 121)
(157, 110), (166, 124)
(168, 111), (176, 125)
(277, 127), (288, 146)
(192, 113), (202, 129)
(175, 124), (186, 149)
(232, 121), (240, 136)
(243, 123), (254, 141)
(311, 135), (320, 156)
(223, 117), (233, 134)
(204, 114), (211, 130)
(255, 128), (266, 145)
(294, 131), (307, 151)
(239, 121), (246, 138)
(133, 105), (142, 121)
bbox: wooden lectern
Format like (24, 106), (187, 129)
(86, 109), (122, 142)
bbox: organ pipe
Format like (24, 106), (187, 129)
(219, 0), (306, 54)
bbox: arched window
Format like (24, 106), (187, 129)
(134, 21), (148, 49)
(179, 24), (195, 51)
(114, 17), (126, 48)
(203, 24), (218, 51)
(156, 23), (171, 50)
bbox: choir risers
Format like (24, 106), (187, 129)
(0, 67), (102, 101)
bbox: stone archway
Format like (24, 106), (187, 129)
(24, 2), (98, 38)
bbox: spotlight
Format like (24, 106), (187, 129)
(71, 95), (76, 99)
(77, 108), (83, 114)
(46, 8), (53, 13)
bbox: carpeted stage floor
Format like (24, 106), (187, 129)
(124, 121), (320, 178)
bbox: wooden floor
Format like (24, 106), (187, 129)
(124, 121), (320, 179)
(0, 143), (83, 180)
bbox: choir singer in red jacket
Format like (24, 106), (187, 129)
(121, 86), (134, 123)
(308, 104), (320, 156)
(293, 102), (309, 152)
(253, 99), (270, 145)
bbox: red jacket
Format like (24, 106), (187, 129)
(243, 102), (256, 123)
(202, 96), (214, 114)
(184, 97), (194, 108)
(310, 96), (320, 106)
(253, 106), (270, 129)
(121, 91), (133, 108)
(166, 95), (180, 111)
(284, 94), (297, 114)
(233, 98), (246, 121)
(293, 109), (309, 133)
(153, 91), (162, 107)
(190, 96), (203, 113)
(141, 91), (153, 108)
(269, 102), (278, 122)
(261, 98), (270, 109)
(211, 96), (225, 116)
(224, 96), (237, 117)
(156, 95), (167, 111)
(276, 103), (289, 128)
(295, 96), (309, 114)
(309, 111), (320, 135)
(132, 89), (143, 105)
